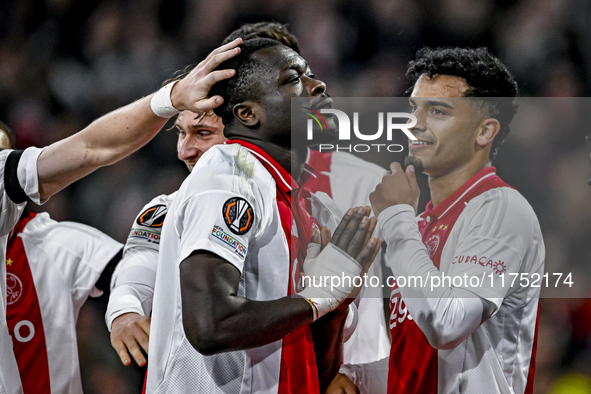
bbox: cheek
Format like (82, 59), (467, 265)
(202, 137), (226, 152)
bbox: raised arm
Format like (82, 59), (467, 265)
(35, 39), (242, 202)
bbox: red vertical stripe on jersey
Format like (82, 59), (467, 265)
(228, 140), (321, 394)
(6, 213), (51, 394)
(305, 150), (333, 199)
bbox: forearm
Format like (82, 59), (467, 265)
(311, 307), (349, 392)
(183, 292), (314, 355)
(379, 205), (485, 349)
(181, 252), (314, 355)
(106, 249), (158, 330)
(37, 94), (167, 200)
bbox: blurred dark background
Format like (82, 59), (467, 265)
(2, 0), (591, 392)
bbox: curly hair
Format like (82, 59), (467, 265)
(209, 38), (283, 127)
(407, 47), (519, 161)
(222, 22), (300, 54)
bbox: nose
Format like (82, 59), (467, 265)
(306, 77), (326, 96)
(409, 107), (427, 134)
(177, 135), (200, 161)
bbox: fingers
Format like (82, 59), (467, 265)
(390, 160), (403, 174)
(111, 339), (132, 366)
(311, 228), (321, 245)
(201, 49), (241, 74)
(138, 316), (151, 337)
(193, 42), (241, 81)
(331, 208), (355, 245)
(406, 164), (420, 195)
(320, 226), (331, 248)
(110, 313), (150, 367)
(127, 335), (149, 366)
(326, 373), (360, 394)
(193, 96), (224, 113)
(206, 37), (242, 58)
(355, 237), (381, 272)
(344, 216), (370, 257)
(332, 207), (366, 251)
(363, 217), (378, 247)
(202, 69), (237, 87)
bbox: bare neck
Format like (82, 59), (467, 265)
(428, 160), (492, 207)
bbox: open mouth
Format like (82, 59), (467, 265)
(409, 140), (433, 146)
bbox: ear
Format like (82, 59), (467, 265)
(233, 102), (261, 128)
(476, 118), (500, 148)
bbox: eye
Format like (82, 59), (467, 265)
(289, 76), (301, 84)
(409, 105), (418, 113)
(432, 108), (446, 115)
(175, 126), (186, 136)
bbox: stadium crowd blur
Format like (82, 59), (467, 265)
(1, 0), (591, 393)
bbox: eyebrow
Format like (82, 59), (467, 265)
(409, 98), (455, 109)
(277, 55), (308, 72)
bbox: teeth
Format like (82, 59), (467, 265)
(410, 141), (431, 145)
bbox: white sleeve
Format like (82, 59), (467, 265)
(174, 188), (259, 272)
(0, 148), (43, 236)
(22, 213), (123, 307)
(339, 356), (389, 394)
(378, 188), (538, 350)
(105, 248), (158, 330)
(105, 194), (172, 330)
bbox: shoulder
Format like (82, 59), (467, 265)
(22, 212), (121, 250)
(181, 144), (274, 202)
(461, 186), (539, 242)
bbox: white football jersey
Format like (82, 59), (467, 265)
(306, 150), (390, 364)
(0, 147), (43, 394)
(381, 167), (544, 394)
(147, 142), (329, 393)
(108, 150), (392, 370)
(106, 193), (175, 329)
(6, 212), (122, 394)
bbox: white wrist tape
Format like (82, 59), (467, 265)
(297, 243), (363, 321)
(150, 81), (179, 118)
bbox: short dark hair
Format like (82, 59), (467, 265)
(209, 38), (283, 126)
(407, 47), (519, 161)
(0, 121), (16, 149)
(222, 22), (300, 54)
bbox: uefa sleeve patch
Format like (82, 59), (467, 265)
(136, 204), (168, 228)
(210, 225), (247, 259)
(222, 197), (254, 236)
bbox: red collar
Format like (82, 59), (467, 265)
(224, 139), (319, 194)
(424, 166), (498, 220)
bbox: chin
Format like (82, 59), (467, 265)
(313, 116), (339, 144)
(404, 156), (425, 173)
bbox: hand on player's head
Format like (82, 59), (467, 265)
(170, 38), (242, 114)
